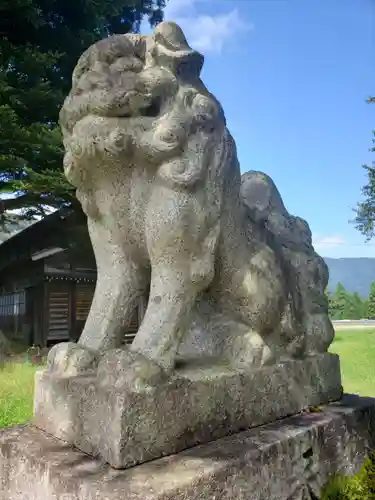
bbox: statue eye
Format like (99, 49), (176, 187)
(139, 96), (161, 117)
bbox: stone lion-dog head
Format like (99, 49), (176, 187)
(60, 21), (226, 191)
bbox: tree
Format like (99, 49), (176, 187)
(362, 297), (369, 319)
(352, 291), (366, 319)
(325, 288), (336, 318)
(367, 281), (375, 319)
(329, 282), (349, 320)
(0, 0), (165, 220)
(346, 291), (364, 320)
(332, 285), (369, 320)
(327, 286), (368, 320)
(354, 97), (375, 239)
(326, 285), (370, 320)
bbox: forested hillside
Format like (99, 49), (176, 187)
(324, 258), (375, 319)
(325, 257), (375, 296)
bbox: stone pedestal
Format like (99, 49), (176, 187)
(1, 395), (375, 500)
(33, 352), (342, 469)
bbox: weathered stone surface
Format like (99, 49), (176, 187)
(57, 20), (334, 375)
(241, 171), (334, 357)
(3, 395), (375, 500)
(34, 352), (342, 469)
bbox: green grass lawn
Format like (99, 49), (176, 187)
(0, 330), (374, 429)
(0, 362), (40, 428)
(330, 329), (375, 397)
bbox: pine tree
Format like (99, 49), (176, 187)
(367, 281), (375, 319)
(352, 291), (366, 319)
(332, 282), (350, 320)
(354, 97), (375, 240)
(362, 298), (369, 319)
(0, 0), (165, 220)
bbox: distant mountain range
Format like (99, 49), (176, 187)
(325, 257), (375, 297)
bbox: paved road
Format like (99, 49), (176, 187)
(332, 320), (375, 330)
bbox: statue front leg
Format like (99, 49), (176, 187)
(130, 266), (201, 372)
(48, 219), (149, 376)
(79, 218), (149, 352)
(130, 186), (220, 372)
(78, 265), (147, 352)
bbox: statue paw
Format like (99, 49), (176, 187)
(96, 348), (168, 393)
(47, 342), (98, 376)
(230, 330), (277, 369)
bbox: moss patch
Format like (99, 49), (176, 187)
(321, 452), (375, 499)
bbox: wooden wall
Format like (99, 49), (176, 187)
(0, 227), (148, 346)
(0, 259), (44, 343)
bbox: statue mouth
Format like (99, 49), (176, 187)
(113, 94), (162, 120)
(60, 90), (163, 136)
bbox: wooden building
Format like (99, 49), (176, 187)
(0, 209), (141, 347)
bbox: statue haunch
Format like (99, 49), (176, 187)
(54, 21), (334, 379)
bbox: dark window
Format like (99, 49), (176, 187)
(0, 291), (25, 316)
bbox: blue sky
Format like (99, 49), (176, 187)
(142, 0), (375, 258)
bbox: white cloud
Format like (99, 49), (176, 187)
(312, 234), (375, 258)
(179, 9), (250, 54)
(313, 235), (346, 249)
(164, 0), (195, 19)
(142, 0), (252, 54)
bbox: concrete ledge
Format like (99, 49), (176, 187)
(2, 394), (375, 500)
(33, 352), (342, 469)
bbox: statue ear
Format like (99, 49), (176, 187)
(151, 22), (204, 80)
(153, 22), (190, 51)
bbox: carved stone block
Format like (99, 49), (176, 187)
(34, 352), (342, 469)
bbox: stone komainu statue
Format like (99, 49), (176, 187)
(53, 21), (334, 378)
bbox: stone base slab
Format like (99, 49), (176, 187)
(1, 395), (375, 500)
(33, 352), (342, 469)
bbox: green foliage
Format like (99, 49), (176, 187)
(321, 474), (366, 500)
(361, 297), (369, 319)
(368, 281), (375, 319)
(321, 452), (375, 500)
(354, 97), (375, 240)
(359, 450), (375, 495)
(334, 282), (350, 319)
(327, 283), (363, 320)
(0, 0), (165, 219)
(326, 282), (372, 320)
(352, 292), (367, 319)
